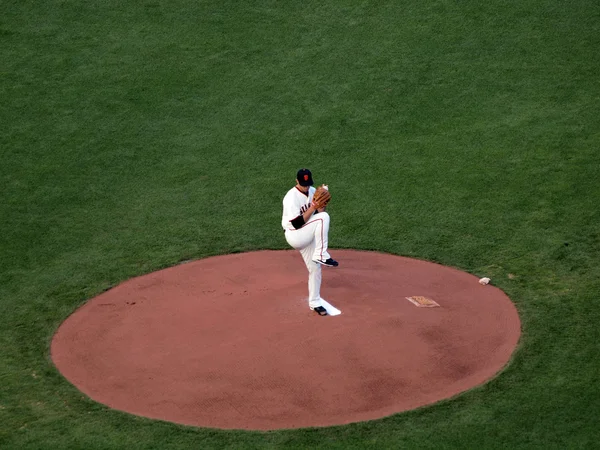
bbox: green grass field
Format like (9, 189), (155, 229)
(2, 0), (600, 448)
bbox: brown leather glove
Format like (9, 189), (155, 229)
(312, 185), (331, 209)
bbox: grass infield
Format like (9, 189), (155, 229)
(1, 0), (599, 448)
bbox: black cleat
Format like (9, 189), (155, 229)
(310, 306), (328, 316)
(314, 258), (339, 267)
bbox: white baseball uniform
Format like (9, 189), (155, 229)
(282, 186), (332, 309)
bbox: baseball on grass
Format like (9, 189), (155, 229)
(479, 277), (491, 285)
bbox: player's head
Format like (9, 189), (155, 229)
(296, 168), (314, 187)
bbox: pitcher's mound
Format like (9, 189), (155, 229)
(51, 250), (520, 430)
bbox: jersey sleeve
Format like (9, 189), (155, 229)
(282, 190), (306, 230)
(282, 193), (297, 229)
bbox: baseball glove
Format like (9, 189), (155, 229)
(312, 185), (331, 209)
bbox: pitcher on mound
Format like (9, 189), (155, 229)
(282, 168), (338, 316)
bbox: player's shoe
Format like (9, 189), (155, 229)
(310, 305), (328, 316)
(314, 258), (339, 267)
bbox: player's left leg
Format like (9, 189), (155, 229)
(305, 212), (338, 267)
(308, 212), (330, 262)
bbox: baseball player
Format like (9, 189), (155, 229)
(282, 168), (338, 316)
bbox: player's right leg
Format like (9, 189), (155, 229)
(299, 244), (323, 309)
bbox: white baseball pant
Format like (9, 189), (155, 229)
(284, 212), (331, 308)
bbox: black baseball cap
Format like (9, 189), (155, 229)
(297, 168), (314, 186)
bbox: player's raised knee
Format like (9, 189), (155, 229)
(317, 211), (330, 221)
